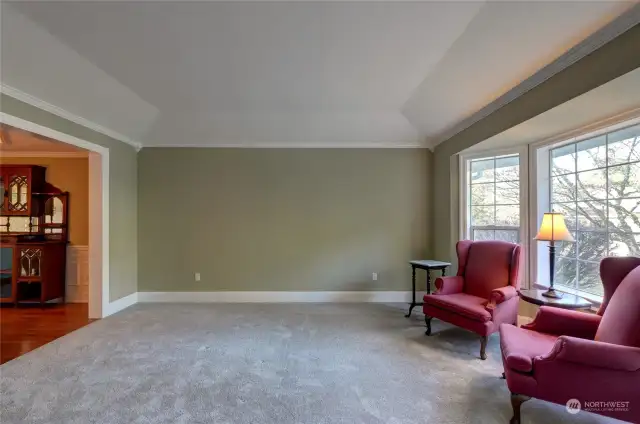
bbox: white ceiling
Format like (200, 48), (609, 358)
(465, 67), (640, 153)
(1, 1), (637, 148)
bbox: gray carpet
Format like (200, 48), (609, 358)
(1, 303), (619, 424)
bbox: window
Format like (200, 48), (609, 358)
(464, 153), (523, 243)
(460, 117), (639, 301)
(547, 124), (640, 297)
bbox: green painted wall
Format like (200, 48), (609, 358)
(0, 94), (138, 302)
(138, 148), (432, 292)
(432, 23), (640, 263)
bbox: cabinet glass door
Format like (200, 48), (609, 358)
(45, 197), (64, 223)
(19, 248), (42, 278)
(7, 172), (29, 213)
(0, 247), (13, 299)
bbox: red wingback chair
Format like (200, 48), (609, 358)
(500, 257), (640, 424)
(423, 240), (521, 360)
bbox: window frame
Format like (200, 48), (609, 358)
(459, 145), (529, 286)
(458, 112), (640, 301)
(530, 113), (640, 302)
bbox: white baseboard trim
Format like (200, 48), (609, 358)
(138, 291), (427, 303)
(99, 291), (427, 314)
(104, 292), (138, 316)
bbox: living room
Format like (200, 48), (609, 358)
(1, 2), (639, 424)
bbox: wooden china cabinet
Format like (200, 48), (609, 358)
(0, 165), (69, 306)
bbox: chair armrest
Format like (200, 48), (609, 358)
(434, 276), (464, 295)
(490, 286), (518, 304)
(538, 335), (640, 372)
(522, 306), (601, 340)
(485, 286), (518, 315)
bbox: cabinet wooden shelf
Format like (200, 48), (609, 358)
(1, 165), (69, 306)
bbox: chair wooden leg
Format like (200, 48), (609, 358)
(509, 393), (530, 424)
(424, 316), (432, 336)
(480, 335), (488, 360)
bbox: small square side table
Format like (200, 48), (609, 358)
(405, 260), (451, 318)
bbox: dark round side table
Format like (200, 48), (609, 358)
(518, 289), (593, 310)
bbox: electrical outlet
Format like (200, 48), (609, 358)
(372, 272), (378, 281)
(195, 272), (201, 282)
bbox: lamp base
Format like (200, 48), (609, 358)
(541, 288), (563, 299)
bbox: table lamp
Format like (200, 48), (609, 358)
(534, 212), (574, 298)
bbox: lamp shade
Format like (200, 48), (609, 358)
(534, 213), (574, 242)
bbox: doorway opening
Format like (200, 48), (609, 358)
(0, 114), (109, 363)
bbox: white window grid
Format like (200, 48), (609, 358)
(468, 154), (521, 242)
(548, 123), (640, 296)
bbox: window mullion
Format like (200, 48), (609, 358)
(605, 132), (610, 258)
(493, 157), (497, 229)
(574, 145), (579, 290)
(468, 158), (472, 240)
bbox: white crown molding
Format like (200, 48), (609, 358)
(429, 3), (640, 149)
(138, 290), (426, 303)
(0, 150), (89, 158)
(1, 84), (144, 152)
(141, 141), (429, 149)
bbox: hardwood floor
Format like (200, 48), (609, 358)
(0, 303), (93, 365)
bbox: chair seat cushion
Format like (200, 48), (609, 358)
(500, 324), (558, 373)
(423, 293), (492, 322)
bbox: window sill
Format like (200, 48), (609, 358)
(532, 282), (602, 310)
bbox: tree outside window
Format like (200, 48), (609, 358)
(468, 154), (520, 243)
(550, 124), (640, 297)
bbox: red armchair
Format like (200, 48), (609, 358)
(423, 240), (521, 360)
(500, 257), (640, 424)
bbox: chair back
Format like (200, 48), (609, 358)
(597, 256), (640, 315)
(457, 240), (521, 299)
(595, 259), (640, 348)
